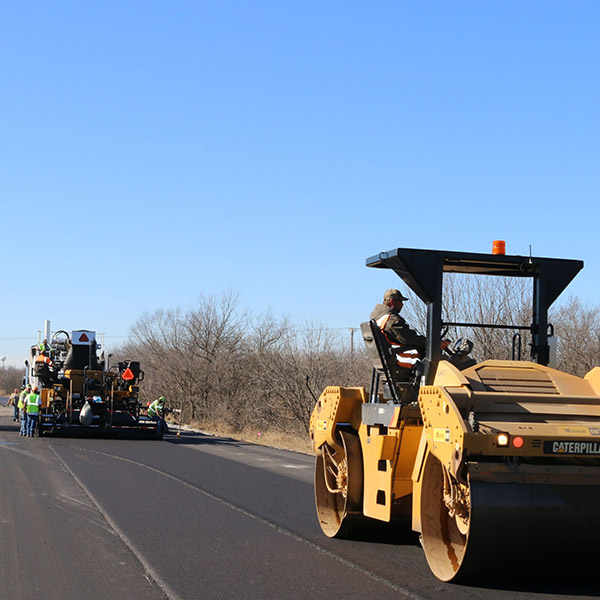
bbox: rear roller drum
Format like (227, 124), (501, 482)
(315, 429), (363, 537)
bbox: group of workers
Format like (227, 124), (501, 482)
(6, 387), (169, 437)
(7, 385), (41, 437)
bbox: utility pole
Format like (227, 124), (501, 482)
(348, 328), (357, 357)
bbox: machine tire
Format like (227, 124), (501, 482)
(314, 429), (363, 538)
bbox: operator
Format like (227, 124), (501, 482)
(34, 351), (55, 387)
(148, 396), (169, 435)
(25, 386), (41, 438)
(18, 385), (31, 436)
(371, 289), (449, 369)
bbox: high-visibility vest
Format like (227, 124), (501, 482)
(375, 315), (421, 368)
(18, 392), (29, 409)
(148, 400), (163, 418)
(26, 393), (41, 414)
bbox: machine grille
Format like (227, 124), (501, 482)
(476, 366), (559, 394)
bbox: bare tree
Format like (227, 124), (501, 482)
(551, 297), (600, 376)
(113, 281), (600, 442)
(0, 366), (24, 395)
(402, 273), (532, 362)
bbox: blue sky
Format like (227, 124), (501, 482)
(2, 1), (599, 367)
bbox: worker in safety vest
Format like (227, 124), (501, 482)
(25, 387), (41, 438)
(34, 351), (54, 387)
(148, 396), (169, 435)
(370, 289), (449, 370)
(18, 385), (31, 436)
(38, 338), (53, 353)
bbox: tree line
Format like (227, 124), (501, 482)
(116, 290), (370, 436)
(3, 277), (599, 435)
(116, 279), (600, 435)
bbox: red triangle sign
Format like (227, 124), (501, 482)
(79, 333), (89, 342)
(122, 368), (134, 381)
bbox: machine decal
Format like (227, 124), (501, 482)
(557, 425), (595, 436)
(433, 428), (450, 443)
(544, 440), (600, 455)
(315, 419), (327, 431)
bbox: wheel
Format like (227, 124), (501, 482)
(314, 429), (363, 537)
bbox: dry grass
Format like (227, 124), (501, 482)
(169, 418), (313, 455)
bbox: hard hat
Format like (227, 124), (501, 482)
(384, 289), (408, 302)
(158, 396), (166, 403)
(26, 384), (31, 389)
(33, 387), (39, 393)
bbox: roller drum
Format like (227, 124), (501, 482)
(420, 453), (600, 582)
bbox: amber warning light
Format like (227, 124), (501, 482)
(492, 240), (506, 255)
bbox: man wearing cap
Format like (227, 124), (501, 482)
(371, 289), (427, 357)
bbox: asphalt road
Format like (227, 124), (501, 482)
(0, 397), (598, 600)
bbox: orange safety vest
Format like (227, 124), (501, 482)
(375, 314), (421, 368)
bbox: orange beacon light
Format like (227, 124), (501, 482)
(492, 240), (506, 255)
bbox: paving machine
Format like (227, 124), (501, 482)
(310, 246), (600, 581)
(28, 329), (159, 436)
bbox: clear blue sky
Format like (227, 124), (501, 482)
(2, 1), (599, 368)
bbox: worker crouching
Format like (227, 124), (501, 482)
(148, 396), (170, 435)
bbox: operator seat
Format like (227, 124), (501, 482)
(360, 320), (420, 403)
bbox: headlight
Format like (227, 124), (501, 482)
(496, 432), (510, 447)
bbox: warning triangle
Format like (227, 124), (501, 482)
(79, 333), (89, 342)
(122, 368), (135, 381)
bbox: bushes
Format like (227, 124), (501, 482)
(0, 366), (24, 395)
(117, 291), (370, 434)
(115, 282), (600, 436)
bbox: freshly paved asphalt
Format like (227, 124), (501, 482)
(0, 398), (598, 600)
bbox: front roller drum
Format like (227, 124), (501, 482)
(315, 429), (363, 537)
(420, 452), (600, 582)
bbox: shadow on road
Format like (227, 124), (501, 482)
(460, 555), (600, 597)
(166, 430), (255, 449)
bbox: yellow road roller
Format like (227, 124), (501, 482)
(310, 246), (600, 581)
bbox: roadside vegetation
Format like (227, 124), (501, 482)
(112, 279), (600, 450)
(4, 279), (599, 451)
(112, 290), (370, 450)
(0, 366), (23, 396)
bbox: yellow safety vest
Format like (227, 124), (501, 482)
(26, 393), (41, 414)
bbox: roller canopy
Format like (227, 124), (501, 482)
(366, 247), (583, 380)
(366, 248), (583, 307)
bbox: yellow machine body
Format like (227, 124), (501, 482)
(310, 246), (600, 582)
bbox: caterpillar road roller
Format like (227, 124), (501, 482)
(27, 327), (159, 437)
(310, 246), (600, 581)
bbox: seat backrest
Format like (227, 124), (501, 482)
(361, 320), (412, 387)
(360, 320), (386, 372)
